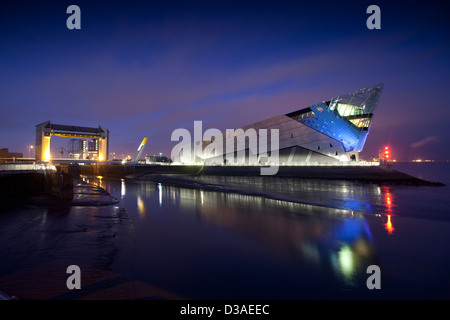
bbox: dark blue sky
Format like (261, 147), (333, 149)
(1, 0), (449, 161)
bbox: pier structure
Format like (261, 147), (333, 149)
(0, 163), (73, 199)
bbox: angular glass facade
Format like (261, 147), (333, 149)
(287, 84), (383, 152)
(181, 84), (384, 165)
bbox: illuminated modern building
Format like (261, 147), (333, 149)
(68, 139), (86, 159)
(190, 84), (383, 165)
(66, 138), (99, 160)
(87, 138), (99, 159)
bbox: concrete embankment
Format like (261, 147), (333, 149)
(80, 163), (445, 185)
(0, 171), (74, 200)
(80, 163), (202, 177)
(0, 163), (118, 206)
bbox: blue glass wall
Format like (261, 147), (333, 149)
(299, 102), (368, 152)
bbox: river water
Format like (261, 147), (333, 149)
(1, 162), (450, 299)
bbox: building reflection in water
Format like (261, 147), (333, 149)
(122, 179), (380, 289)
(137, 195), (146, 219)
(382, 186), (395, 235)
(121, 178), (126, 199)
(385, 214), (394, 234)
(158, 183), (162, 207)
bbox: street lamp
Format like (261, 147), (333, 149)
(28, 145), (34, 158)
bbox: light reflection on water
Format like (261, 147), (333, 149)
(165, 175), (388, 215)
(69, 173), (450, 299)
(3, 167), (450, 299)
(98, 177), (383, 298)
(382, 186), (395, 235)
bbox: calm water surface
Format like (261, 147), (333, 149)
(1, 162), (450, 299)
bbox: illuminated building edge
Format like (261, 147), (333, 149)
(35, 121), (109, 162)
(188, 84), (383, 165)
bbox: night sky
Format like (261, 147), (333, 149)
(1, 0), (449, 161)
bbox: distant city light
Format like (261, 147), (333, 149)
(411, 159), (435, 162)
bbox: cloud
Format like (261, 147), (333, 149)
(410, 136), (438, 148)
